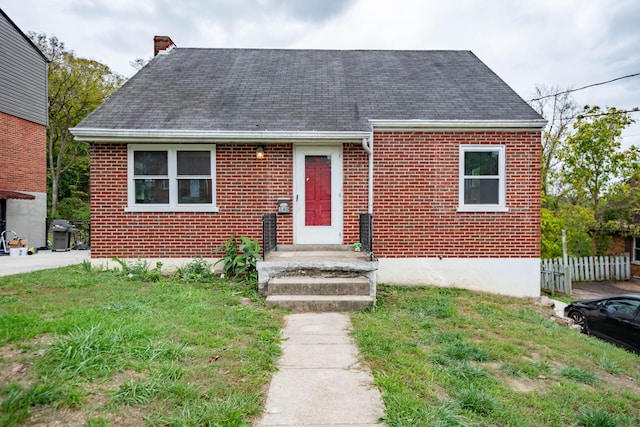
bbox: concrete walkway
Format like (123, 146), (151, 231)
(0, 249), (90, 276)
(256, 312), (385, 426)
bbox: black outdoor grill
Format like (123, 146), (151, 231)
(50, 220), (76, 251)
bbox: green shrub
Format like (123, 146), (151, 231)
(214, 235), (261, 283)
(177, 257), (215, 283)
(111, 258), (163, 282)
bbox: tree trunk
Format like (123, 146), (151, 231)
(50, 175), (59, 218)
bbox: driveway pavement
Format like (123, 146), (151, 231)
(552, 279), (640, 318)
(571, 279), (640, 299)
(0, 249), (90, 276)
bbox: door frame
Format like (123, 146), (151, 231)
(293, 145), (343, 245)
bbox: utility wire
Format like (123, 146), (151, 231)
(574, 108), (639, 120)
(528, 72), (640, 102)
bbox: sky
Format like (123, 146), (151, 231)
(3, 0), (640, 144)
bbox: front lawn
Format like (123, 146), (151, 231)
(3, 267), (639, 427)
(0, 264), (284, 426)
(351, 286), (640, 427)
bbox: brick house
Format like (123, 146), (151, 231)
(72, 37), (545, 297)
(608, 233), (640, 277)
(0, 9), (48, 249)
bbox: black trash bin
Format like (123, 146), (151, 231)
(51, 220), (76, 252)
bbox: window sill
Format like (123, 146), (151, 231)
(125, 206), (220, 213)
(457, 205), (509, 213)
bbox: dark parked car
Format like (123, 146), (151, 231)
(564, 294), (640, 353)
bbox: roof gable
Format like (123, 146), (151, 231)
(0, 8), (49, 62)
(0, 8), (49, 125)
(76, 48), (543, 133)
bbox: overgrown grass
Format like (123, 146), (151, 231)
(351, 286), (640, 427)
(0, 263), (284, 426)
(4, 267), (639, 426)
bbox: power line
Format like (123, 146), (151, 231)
(574, 108), (639, 120)
(528, 72), (640, 102)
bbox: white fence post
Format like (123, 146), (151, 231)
(626, 253), (631, 279)
(541, 252), (630, 295)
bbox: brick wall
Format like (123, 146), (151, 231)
(372, 131), (541, 258)
(608, 235), (629, 255)
(91, 143), (285, 257)
(608, 235), (640, 277)
(343, 143), (369, 244)
(0, 111), (47, 192)
(90, 131), (540, 259)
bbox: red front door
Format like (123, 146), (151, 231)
(294, 146), (342, 244)
(305, 155), (332, 226)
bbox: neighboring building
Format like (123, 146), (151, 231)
(609, 234), (640, 277)
(72, 37), (545, 297)
(0, 9), (48, 248)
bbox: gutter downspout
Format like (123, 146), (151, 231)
(362, 135), (376, 304)
(362, 135), (373, 215)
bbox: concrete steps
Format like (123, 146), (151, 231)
(267, 276), (370, 296)
(266, 276), (373, 311)
(266, 295), (374, 312)
(258, 248), (378, 312)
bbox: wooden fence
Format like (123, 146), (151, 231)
(541, 253), (631, 295)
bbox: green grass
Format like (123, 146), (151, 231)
(576, 407), (619, 427)
(0, 264), (284, 426)
(351, 285), (640, 427)
(4, 269), (640, 426)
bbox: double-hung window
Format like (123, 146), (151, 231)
(458, 145), (507, 212)
(633, 236), (640, 264)
(127, 144), (217, 212)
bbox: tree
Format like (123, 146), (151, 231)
(29, 33), (124, 217)
(130, 57), (151, 71)
(541, 203), (597, 258)
(553, 105), (639, 254)
(529, 85), (579, 197)
(601, 170), (640, 237)
(559, 105), (637, 221)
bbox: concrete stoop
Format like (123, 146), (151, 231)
(268, 276), (371, 295)
(265, 276), (375, 311)
(266, 295), (374, 311)
(258, 249), (378, 312)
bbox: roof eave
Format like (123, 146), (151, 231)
(0, 189), (36, 200)
(70, 119), (547, 142)
(69, 128), (371, 143)
(369, 119), (547, 131)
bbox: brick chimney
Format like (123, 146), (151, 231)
(154, 36), (176, 56)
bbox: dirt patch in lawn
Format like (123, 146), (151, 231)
(0, 333), (54, 384)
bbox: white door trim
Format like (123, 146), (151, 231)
(293, 145), (343, 245)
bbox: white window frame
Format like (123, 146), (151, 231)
(126, 144), (218, 212)
(458, 145), (508, 212)
(633, 236), (640, 264)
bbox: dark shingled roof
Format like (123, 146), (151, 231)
(76, 48), (542, 132)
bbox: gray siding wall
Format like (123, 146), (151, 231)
(0, 12), (47, 125)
